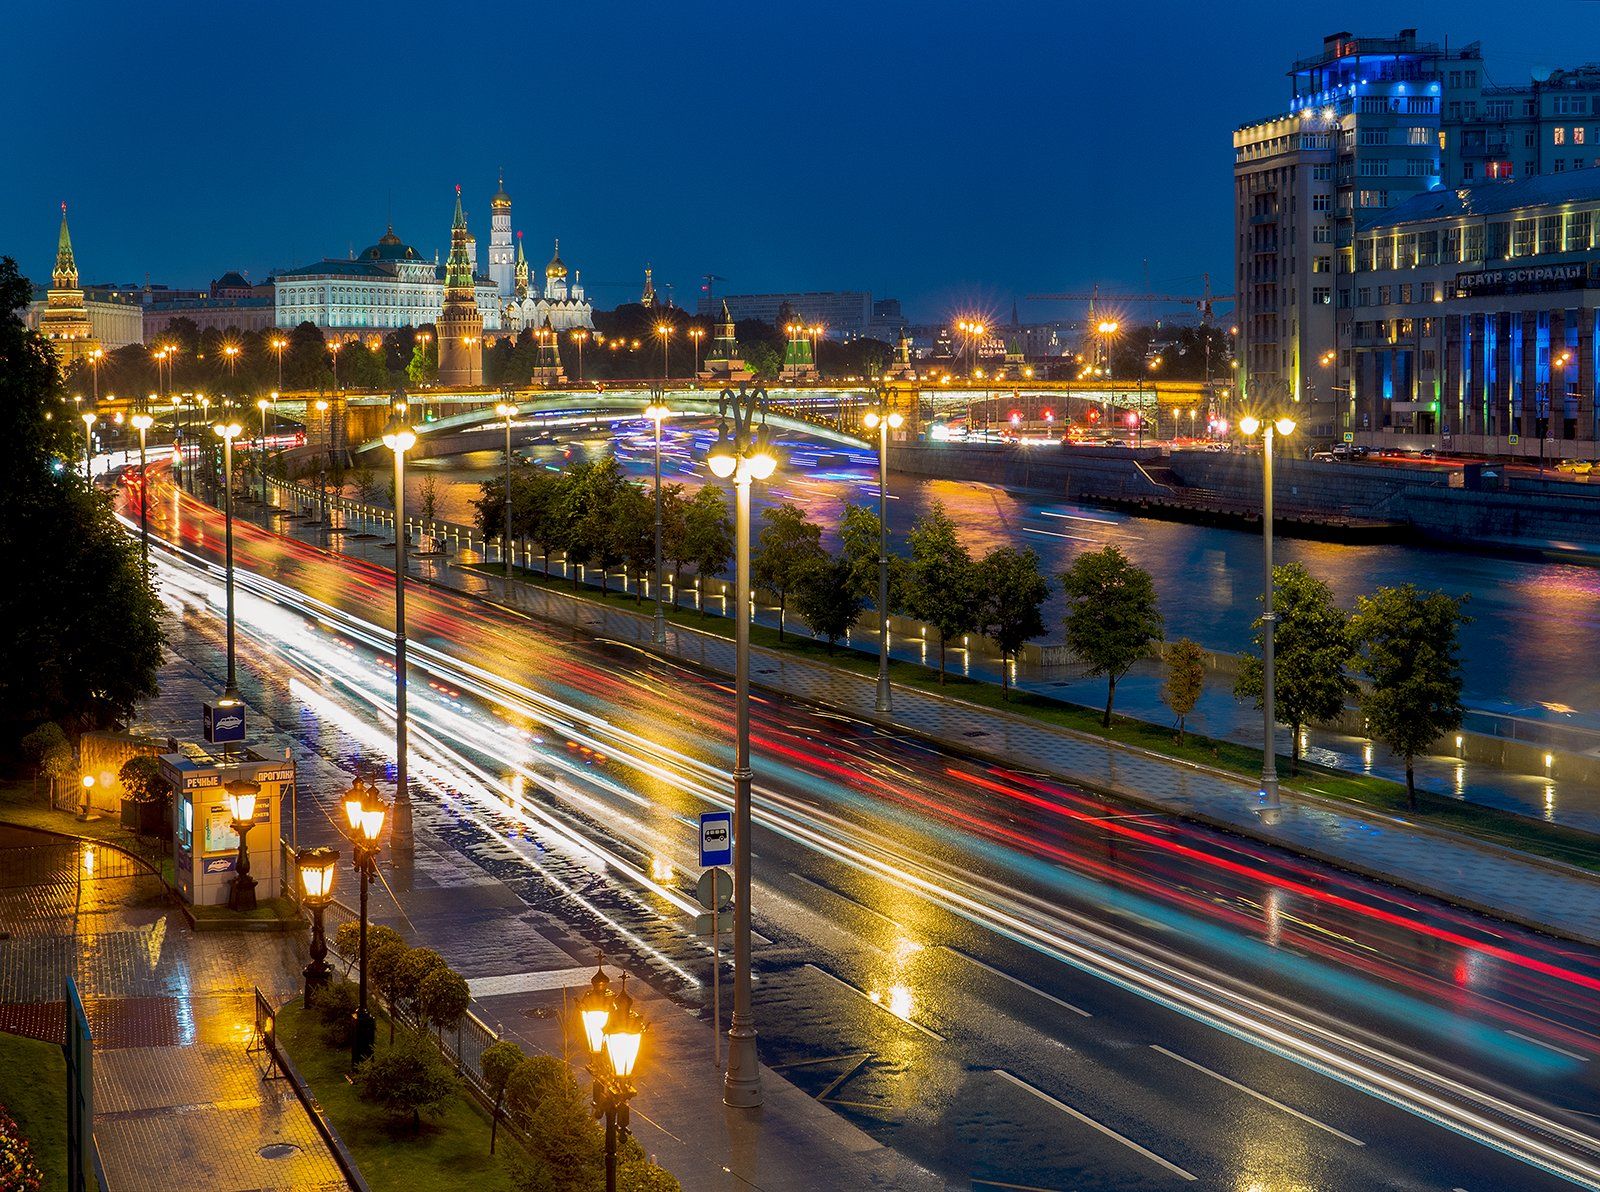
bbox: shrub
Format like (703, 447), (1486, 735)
(394, 947), (447, 1019)
(353, 1033), (456, 1133)
(334, 921), (403, 972)
(503, 1055), (568, 1132)
(20, 723), (72, 800)
(503, 1063), (603, 1192)
(417, 968), (470, 1044)
(317, 980), (359, 1046)
(118, 754), (166, 802)
(480, 1039), (525, 1154)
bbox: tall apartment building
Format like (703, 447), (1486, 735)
(1234, 29), (1469, 442)
(1442, 64), (1600, 186)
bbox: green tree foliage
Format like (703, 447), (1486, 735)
(316, 980), (360, 1046)
(1163, 639), (1207, 745)
(753, 503), (825, 641)
(1351, 584), (1469, 808)
(395, 947), (447, 1023)
(743, 341), (782, 380)
(659, 483), (689, 607)
(369, 937), (411, 1041)
(681, 485), (733, 614)
(1235, 563), (1358, 775)
(418, 473), (439, 524)
(794, 555), (864, 653)
(618, 1139), (684, 1192)
(353, 1034), (456, 1133)
(21, 722), (73, 800)
(503, 1056), (603, 1192)
(480, 1039), (525, 1155)
(975, 547), (1050, 697)
(613, 483), (656, 603)
(903, 501), (979, 683)
(339, 341), (391, 389)
(335, 921), (403, 974)
(406, 338), (439, 387)
(839, 502), (903, 611)
(0, 257), (164, 740)
(562, 458), (630, 593)
(1059, 545), (1163, 726)
(417, 967), (470, 1045)
(118, 754), (166, 803)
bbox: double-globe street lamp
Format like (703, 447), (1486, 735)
(644, 395), (672, 644)
(256, 395), (275, 504)
(1238, 412), (1297, 822)
(495, 396), (518, 579)
(705, 383), (776, 1108)
(131, 410), (154, 575)
(296, 846), (339, 1007)
(314, 397), (331, 526)
(577, 956), (646, 1192)
(80, 410), (96, 482)
(862, 397), (903, 714)
(344, 776), (389, 1065)
(213, 417), (245, 706)
(224, 778), (260, 912)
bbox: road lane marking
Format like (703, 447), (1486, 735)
(972, 1181), (1063, 1191)
(466, 966), (612, 997)
(1148, 1044), (1364, 1146)
(787, 871), (908, 931)
(803, 963), (946, 1041)
(990, 1068), (1196, 1182)
(943, 946), (1092, 1017)
(1506, 1030), (1591, 1064)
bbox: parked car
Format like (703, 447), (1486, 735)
(1329, 443), (1370, 460)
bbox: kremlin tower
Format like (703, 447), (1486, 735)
(38, 203), (99, 372)
(437, 186), (484, 386)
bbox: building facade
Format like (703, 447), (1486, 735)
(1350, 171), (1600, 459)
(1442, 64), (1600, 187)
(502, 235), (594, 333)
(30, 205), (101, 370)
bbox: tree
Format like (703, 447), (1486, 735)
(395, 947), (447, 1024)
(794, 555), (864, 653)
(612, 484), (656, 603)
(1163, 639), (1207, 746)
(417, 967), (470, 1047)
(336, 921), (402, 975)
(418, 474), (439, 524)
(118, 754), (166, 808)
(353, 464), (380, 506)
(903, 502), (979, 683)
(1351, 584), (1469, 808)
(21, 722), (72, 801)
(1060, 545), (1163, 726)
(406, 338), (439, 386)
(562, 458), (629, 593)
(682, 485), (733, 615)
(975, 547), (1050, 697)
(753, 504), (825, 641)
(0, 257), (164, 740)
(353, 1035), (456, 1133)
(369, 937), (411, 1041)
(504, 1058), (603, 1192)
(480, 1039), (526, 1154)
(659, 483), (689, 607)
(1235, 563), (1358, 775)
(744, 340), (782, 380)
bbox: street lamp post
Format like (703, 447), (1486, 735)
(577, 957), (645, 1192)
(80, 411), (96, 482)
(655, 323), (674, 381)
(494, 397), (517, 579)
(296, 846), (339, 1007)
(131, 411), (153, 574)
(687, 327), (705, 383)
(214, 418), (245, 703)
(224, 778), (260, 912)
(382, 406), (417, 809)
(644, 396), (671, 643)
(862, 397), (903, 713)
(570, 329), (589, 384)
(344, 777), (388, 1065)
(314, 397), (330, 525)
(256, 396), (273, 504)
(329, 340), (343, 391)
(271, 335), (287, 391)
(706, 384), (776, 1109)
(1239, 413), (1296, 820)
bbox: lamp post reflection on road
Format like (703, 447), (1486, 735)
(862, 395), (903, 713)
(705, 383), (776, 1109)
(1238, 412), (1296, 822)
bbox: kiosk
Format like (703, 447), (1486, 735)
(160, 742), (293, 907)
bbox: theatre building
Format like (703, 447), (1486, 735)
(1351, 171), (1600, 459)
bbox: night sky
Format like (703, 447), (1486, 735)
(2, 1), (1583, 321)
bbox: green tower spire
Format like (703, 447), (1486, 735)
(53, 201), (78, 289)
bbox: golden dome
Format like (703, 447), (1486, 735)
(545, 238), (567, 279)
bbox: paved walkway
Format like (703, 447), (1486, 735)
(0, 825), (346, 1191)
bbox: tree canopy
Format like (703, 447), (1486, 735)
(903, 501), (980, 683)
(1060, 545), (1162, 725)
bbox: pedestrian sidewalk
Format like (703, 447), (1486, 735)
(0, 824), (346, 1191)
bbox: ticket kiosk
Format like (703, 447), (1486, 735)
(160, 742), (294, 907)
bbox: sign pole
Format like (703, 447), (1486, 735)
(713, 870), (722, 1069)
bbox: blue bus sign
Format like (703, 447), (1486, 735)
(203, 703), (246, 744)
(699, 811), (733, 867)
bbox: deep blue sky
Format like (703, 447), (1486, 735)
(2, 1), (1580, 321)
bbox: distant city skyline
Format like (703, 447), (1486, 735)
(3, 1), (1585, 323)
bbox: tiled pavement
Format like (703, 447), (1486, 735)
(0, 828), (347, 1191)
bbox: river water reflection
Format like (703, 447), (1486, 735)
(399, 420), (1600, 722)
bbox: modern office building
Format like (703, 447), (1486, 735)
(1349, 170), (1599, 459)
(698, 291), (878, 338)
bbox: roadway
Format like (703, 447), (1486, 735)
(125, 470), (1600, 1189)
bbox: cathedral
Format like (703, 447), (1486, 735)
(488, 177), (594, 335)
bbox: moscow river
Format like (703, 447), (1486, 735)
(397, 417), (1600, 728)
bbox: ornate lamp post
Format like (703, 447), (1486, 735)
(313, 397), (330, 525)
(270, 335), (287, 391)
(1238, 412), (1296, 822)
(382, 405), (418, 807)
(570, 328), (589, 384)
(296, 846), (339, 1007)
(705, 384), (776, 1108)
(576, 955), (646, 1192)
(131, 410), (154, 575)
(224, 778), (260, 912)
(344, 776), (388, 1064)
(495, 396), (518, 578)
(862, 397), (903, 714)
(644, 395), (672, 644)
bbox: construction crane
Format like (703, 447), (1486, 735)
(701, 273), (726, 304)
(1027, 274), (1235, 323)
